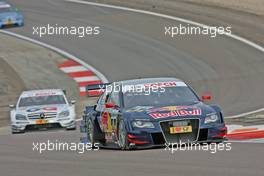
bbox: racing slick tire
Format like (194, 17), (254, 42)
(118, 119), (130, 150)
(87, 119), (95, 146)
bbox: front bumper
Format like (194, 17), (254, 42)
(0, 19), (24, 28)
(126, 125), (227, 148)
(11, 117), (76, 132)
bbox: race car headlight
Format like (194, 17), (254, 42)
(15, 114), (27, 120)
(132, 120), (155, 128)
(204, 114), (219, 124)
(59, 110), (70, 118)
(16, 15), (23, 21)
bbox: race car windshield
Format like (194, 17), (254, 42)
(123, 87), (199, 108)
(0, 7), (12, 13)
(18, 95), (66, 107)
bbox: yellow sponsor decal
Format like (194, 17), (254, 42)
(169, 126), (192, 134)
(36, 119), (48, 125)
(7, 19), (13, 25)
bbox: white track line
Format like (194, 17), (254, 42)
(65, 0), (264, 53)
(65, 0), (264, 119)
(225, 108), (264, 119)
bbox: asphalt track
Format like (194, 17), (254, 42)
(7, 0), (264, 116)
(1, 0), (264, 175)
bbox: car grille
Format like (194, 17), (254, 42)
(151, 133), (166, 145)
(198, 128), (208, 141)
(159, 119), (200, 144)
(27, 112), (57, 119)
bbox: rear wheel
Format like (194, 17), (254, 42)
(118, 119), (129, 150)
(87, 119), (95, 145)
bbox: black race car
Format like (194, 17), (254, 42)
(80, 78), (227, 150)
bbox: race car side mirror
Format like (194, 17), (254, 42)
(202, 94), (212, 101)
(70, 100), (76, 105)
(9, 104), (15, 109)
(105, 103), (118, 109)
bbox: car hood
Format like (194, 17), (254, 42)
(16, 104), (69, 115)
(123, 102), (216, 121)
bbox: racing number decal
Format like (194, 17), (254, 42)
(101, 110), (118, 133)
(102, 112), (113, 133)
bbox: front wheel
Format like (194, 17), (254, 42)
(118, 119), (130, 150)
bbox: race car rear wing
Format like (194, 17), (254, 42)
(86, 83), (111, 97)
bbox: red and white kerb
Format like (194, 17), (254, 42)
(58, 60), (102, 96)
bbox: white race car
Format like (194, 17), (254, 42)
(10, 89), (76, 134)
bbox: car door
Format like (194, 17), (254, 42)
(105, 90), (121, 133)
(95, 90), (109, 133)
(98, 89), (120, 143)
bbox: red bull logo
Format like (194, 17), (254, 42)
(149, 109), (202, 119)
(148, 106), (193, 113)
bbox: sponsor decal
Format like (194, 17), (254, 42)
(126, 106), (153, 112)
(149, 109), (202, 119)
(148, 106), (192, 113)
(34, 92), (58, 97)
(26, 107), (57, 112)
(101, 112), (112, 132)
(43, 107), (57, 111)
(144, 81), (187, 88)
(27, 108), (41, 112)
